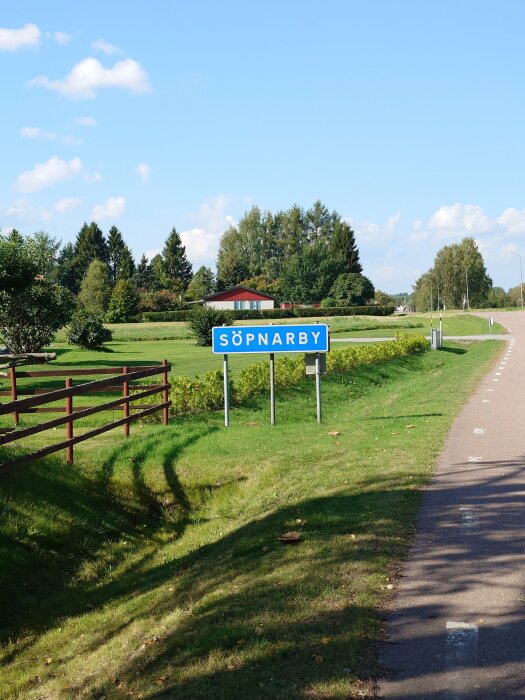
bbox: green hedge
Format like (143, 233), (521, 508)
(141, 305), (394, 323)
(141, 335), (427, 420)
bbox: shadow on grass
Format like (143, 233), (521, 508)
(439, 346), (467, 355)
(0, 422), (218, 646)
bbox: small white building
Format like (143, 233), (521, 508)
(204, 285), (275, 311)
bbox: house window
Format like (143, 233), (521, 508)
(234, 301), (249, 310)
(250, 301), (261, 310)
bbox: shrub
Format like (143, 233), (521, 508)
(188, 306), (232, 346)
(66, 310), (113, 350)
(292, 305), (395, 317)
(105, 280), (140, 323)
(0, 279), (74, 353)
(320, 297), (337, 308)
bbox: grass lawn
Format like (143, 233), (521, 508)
(0, 339), (502, 699)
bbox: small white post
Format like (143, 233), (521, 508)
(223, 354), (230, 427)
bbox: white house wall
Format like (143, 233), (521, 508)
(204, 300), (274, 310)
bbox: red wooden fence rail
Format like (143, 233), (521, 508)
(0, 362), (171, 469)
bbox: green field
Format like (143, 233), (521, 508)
(0, 338), (502, 699)
(42, 313), (505, 382)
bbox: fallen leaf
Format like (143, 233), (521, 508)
(327, 431), (340, 436)
(321, 636), (330, 645)
(312, 654), (324, 664)
(350, 534), (356, 539)
(405, 424), (416, 429)
(386, 584), (394, 590)
(279, 531), (302, 543)
(295, 518), (305, 525)
(168, 586), (174, 592)
(45, 657), (52, 665)
(246, 421), (259, 427)
(391, 431), (399, 436)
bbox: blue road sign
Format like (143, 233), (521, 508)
(212, 324), (329, 354)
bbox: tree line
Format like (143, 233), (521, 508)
(413, 236), (521, 311)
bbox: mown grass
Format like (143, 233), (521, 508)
(0, 339), (502, 699)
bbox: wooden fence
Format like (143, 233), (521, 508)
(0, 361), (171, 469)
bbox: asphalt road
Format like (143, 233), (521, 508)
(379, 311), (525, 699)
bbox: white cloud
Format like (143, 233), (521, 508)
(427, 203), (492, 236)
(497, 207), (525, 235)
(91, 39), (123, 55)
(135, 163), (151, 183)
(76, 116), (97, 127)
(84, 171), (102, 183)
(54, 197), (81, 214)
(0, 23), (40, 51)
(179, 195), (238, 267)
(5, 196), (81, 222)
(91, 196), (126, 221)
(53, 31), (73, 45)
(350, 212), (401, 244)
(6, 199), (35, 218)
(29, 57), (151, 99)
(20, 126), (57, 140)
(20, 126), (82, 145)
(14, 156), (82, 193)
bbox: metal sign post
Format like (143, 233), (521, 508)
(270, 352), (275, 425)
(223, 354), (229, 427)
(439, 313), (443, 337)
(315, 353), (322, 424)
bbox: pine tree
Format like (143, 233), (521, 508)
(133, 254), (154, 290)
(329, 220), (362, 274)
(74, 222), (109, 282)
(107, 226), (126, 283)
(116, 245), (135, 281)
(162, 227), (193, 289)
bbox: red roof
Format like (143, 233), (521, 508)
(205, 285), (275, 302)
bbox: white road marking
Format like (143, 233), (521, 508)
(493, 379), (499, 382)
(459, 507), (479, 528)
(482, 399), (491, 403)
(496, 372), (502, 376)
(446, 621), (479, 656)
(467, 456), (482, 462)
(487, 389), (494, 392)
(474, 428), (486, 435)
(446, 621), (479, 697)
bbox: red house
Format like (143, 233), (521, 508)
(203, 285), (275, 311)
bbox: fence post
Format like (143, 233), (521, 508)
(123, 366), (130, 437)
(65, 377), (73, 464)
(9, 364), (19, 426)
(162, 359), (169, 426)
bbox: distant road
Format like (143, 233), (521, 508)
(331, 334), (508, 343)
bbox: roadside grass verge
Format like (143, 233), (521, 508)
(0, 339), (502, 699)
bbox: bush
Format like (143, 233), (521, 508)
(188, 306), (232, 346)
(141, 335), (428, 421)
(66, 310), (113, 350)
(0, 279), (74, 353)
(141, 306), (393, 323)
(320, 297), (337, 308)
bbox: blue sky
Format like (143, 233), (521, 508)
(1, 1), (525, 293)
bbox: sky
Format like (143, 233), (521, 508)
(1, 1), (525, 293)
